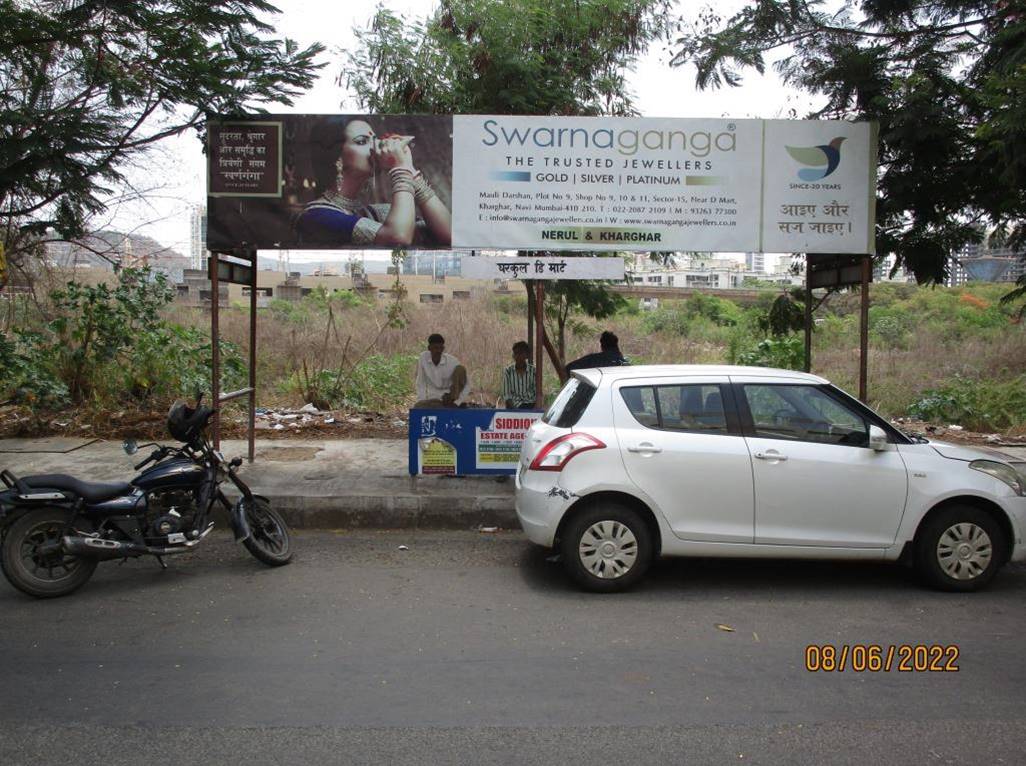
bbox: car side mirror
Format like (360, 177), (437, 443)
(868, 425), (889, 452)
(123, 439), (138, 455)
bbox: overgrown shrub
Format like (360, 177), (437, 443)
(46, 268), (173, 401)
(641, 303), (690, 335)
(268, 287), (367, 326)
(1, 268), (243, 412)
(0, 331), (70, 409)
(908, 376), (1026, 431)
(123, 325), (246, 402)
(286, 353), (417, 411)
(869, 307), (912, 348)
(730, 334), (805, 370)
(686, 293), (742, 326)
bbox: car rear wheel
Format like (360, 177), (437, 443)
(560, 502), (653, 592)
(915, 505), (1007, 592)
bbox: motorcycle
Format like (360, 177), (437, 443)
(0, 395), (292, 598)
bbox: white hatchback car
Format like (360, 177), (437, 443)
(515, 365), (1026, 592)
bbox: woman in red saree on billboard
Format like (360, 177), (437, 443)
(296, 118), (452, 247)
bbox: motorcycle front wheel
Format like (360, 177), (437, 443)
(1, 508), (98, 598)
(241, 497), (293, 566)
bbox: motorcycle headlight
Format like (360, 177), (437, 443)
(970, 460), (1025, 496)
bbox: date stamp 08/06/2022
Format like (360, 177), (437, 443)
(805, 644), (960, 673)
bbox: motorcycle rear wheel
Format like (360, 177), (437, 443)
(1, 508), (98, 598)
(241, 497), (293, 566)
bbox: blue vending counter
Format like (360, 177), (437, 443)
(408, 408), (544, 476)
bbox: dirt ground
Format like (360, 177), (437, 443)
(0, 404), (409, 441)
(3, 404), (1024, 448)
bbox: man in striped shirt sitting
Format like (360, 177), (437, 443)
(502, 341), (537, 410)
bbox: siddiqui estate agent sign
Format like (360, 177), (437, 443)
(207, 114), (876, 255)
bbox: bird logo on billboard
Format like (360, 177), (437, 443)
(786, 136), (846, 181)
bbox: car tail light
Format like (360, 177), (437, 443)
(528, 433), (605, 471)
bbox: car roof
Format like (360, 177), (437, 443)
(571, 364), (829, 386)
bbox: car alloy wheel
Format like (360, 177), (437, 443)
(916, 505), (1006, 592)
(578, 520), (638, 579)
(936, 522), (992, 581)
(560, 502), (654, 592)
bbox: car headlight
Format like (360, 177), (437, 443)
(970, 460), (1025, 496)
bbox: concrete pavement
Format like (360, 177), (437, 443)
(0, 437), (516, 530)
(2, 436), (1024, 532)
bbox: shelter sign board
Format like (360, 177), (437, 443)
(207, 114), (876, 254)
(808, 254), (868, 289)
(461, 255), (624, 281)
(409, 408), (543, 475)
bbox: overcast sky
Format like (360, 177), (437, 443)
(111, 0), (815, 265)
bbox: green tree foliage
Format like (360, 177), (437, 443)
(0, 268), (244, 408)
(760, 292), (805, 336)
(346, 0), (668, 116)
(49, 269), (173, 400)
(0, 0), (324, 263)
(668, 1), (1026, 284)
(346, 0), (668, 369)
(544, 280), (626, 360)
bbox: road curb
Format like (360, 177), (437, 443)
(265, 493), (519, 530)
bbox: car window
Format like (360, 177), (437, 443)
(621, 384), (728, 435)
(544, 377), (596, 428)
(742, 384), (868, 446)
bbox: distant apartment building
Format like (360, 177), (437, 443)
(872, 254), (913, 283)
(947, 243), (1025, 286)
(189, 205), (208, 271)
(623, 264), (797, 289)
(744, 251), (765, 274)
(403, 251), (462, 278)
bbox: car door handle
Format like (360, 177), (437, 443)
(754, 451), (788, 461)
(627, 443), (662, 453)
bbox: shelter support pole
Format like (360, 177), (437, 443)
(210, 252), (221, 449)
(804, 257), (812, 373)
(526, 280), (535, 358)
(247, 248), (257, 463)
(534, 281), (545, 409)
(859, 254), (871, 403)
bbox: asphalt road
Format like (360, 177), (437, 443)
(1, 530), (1024, 764)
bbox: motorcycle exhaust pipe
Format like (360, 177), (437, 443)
(61, 536), (193, 559)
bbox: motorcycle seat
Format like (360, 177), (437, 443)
(23, 474), (133, 504)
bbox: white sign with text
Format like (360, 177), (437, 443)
(452, 115), (876, 254)
(461, 255), (625, 281)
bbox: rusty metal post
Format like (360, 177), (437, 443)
(859, 254), (871, 403)
(210, 252), (221, 449)
(247, 248), (257, 462)
(804, 256), (812, 373)
(534, 281), (544, 409)
(526, 279), (534, 358)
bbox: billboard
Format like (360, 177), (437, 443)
(207, 114), (876, 254)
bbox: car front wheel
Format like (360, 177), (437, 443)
(916, 505), (1007, 592)
(560, 502), (654, 592)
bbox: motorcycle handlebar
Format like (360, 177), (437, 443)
(134, 448), (165, 471)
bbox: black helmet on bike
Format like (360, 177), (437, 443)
(167, 401), (213, 444)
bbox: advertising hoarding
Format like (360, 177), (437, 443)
(208, 114), (876, 254)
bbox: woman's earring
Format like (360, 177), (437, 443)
(335, 157), (345, 191)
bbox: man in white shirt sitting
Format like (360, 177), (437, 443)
(414, 333), (471, 408)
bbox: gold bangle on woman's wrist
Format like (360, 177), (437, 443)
(388, 167), (415, 196)
(411, 171), (438, 204)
